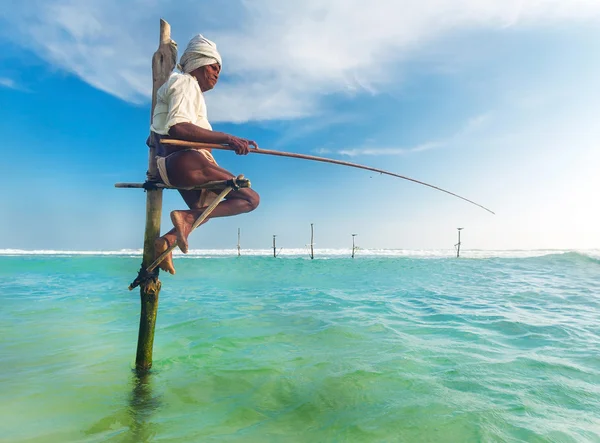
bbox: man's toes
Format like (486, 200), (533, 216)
(176, 233), (189, 254)
(159, 259), (176, 275)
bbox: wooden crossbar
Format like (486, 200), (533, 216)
(115, 177), (250, 191)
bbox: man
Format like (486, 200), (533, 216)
(149, 34), (260, 274)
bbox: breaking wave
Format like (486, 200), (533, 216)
(1, 248), (598, 261)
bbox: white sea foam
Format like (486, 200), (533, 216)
(1, 248), (598, 259)
(0, 248), (144, 257)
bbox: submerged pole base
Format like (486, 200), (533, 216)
(135, 275), (161, 373)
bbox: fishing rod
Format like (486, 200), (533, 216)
(159, 139), (495, 215)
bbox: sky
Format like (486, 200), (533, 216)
(0, 0), (599, 251)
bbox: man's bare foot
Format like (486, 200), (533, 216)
(154, 237), (176, 275)
(170, 210), (195, 254)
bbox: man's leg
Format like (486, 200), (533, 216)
(154, 150), (259, 274)
(169, 161), (259, 253)
(152, 189), (203, 275)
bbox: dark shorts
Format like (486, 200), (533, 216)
(147, 131), (170, 157)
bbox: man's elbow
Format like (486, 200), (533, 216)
(168, 124), (183, 139)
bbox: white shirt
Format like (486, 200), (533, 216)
(150, 72), (212, 135)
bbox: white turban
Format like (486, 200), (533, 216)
(178, 34), (222, 74)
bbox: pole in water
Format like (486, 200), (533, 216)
(310, 223), (314, 260)
(134, 18), (177, 373)
(455, 227), (464, 258)
(273, 235), (277, 258)
(237, 228), (241, 257)
(352, 234), (358, 258)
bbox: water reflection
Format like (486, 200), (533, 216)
(125, 370), (161, 442)
(83, 369), (161, 442)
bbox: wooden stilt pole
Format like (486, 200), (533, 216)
(310, 223), (314, 259)
(352, 234), (357, 258)
(273, 235), (277, 258)
(237, 228), (241, 257)
(136, 19), (177, 373)
(455, 227), (463, 258)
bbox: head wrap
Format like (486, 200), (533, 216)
(178, 34), (222, 74)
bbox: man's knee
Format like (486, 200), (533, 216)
(248, 191), (260, 210)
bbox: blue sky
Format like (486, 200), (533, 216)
(1, 0), (599, 251)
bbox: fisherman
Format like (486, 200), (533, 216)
(149, 34), (260, 274)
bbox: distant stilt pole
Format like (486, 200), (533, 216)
(455, 227), (464, 258)
(352, 234), (357, 258)
(237, 228), (241, 257)
(273, 235), (277, 258)
(310, 223), (314, 260)
(136, 19), (177, 373)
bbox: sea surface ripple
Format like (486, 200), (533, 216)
(0, 252), (599, 442)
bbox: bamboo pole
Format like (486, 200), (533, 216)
(156, 139), (495, 215)
(136, 19), (177, 373)
(115, 177), (250, 190)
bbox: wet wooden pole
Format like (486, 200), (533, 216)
(273, 235), (277, 258)
(456, 227), (463, 258)
(310, 223), (314, 260)
(135, 19), (177, 373)
(237, 228), (241, 256)
(352, 234), (357, 258)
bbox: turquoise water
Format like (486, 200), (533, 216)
(1, 252), (599, 442)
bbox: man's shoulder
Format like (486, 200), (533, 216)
(164, 72), (199, 93)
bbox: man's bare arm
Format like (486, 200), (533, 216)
(169, 122), (230, 145)
(168, 122), (256, 155)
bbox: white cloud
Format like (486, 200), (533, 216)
(460, 113), (492, 135)
(0, 77), (18, 89)
(315, 142), (442, 157)
(0, 76), (30, 92)
(2, 0), (599, 121)
(315, 111), (491, 157)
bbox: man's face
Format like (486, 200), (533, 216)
(195, 63), (221, 92)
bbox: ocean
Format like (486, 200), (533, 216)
(1, 249), (599, 442)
